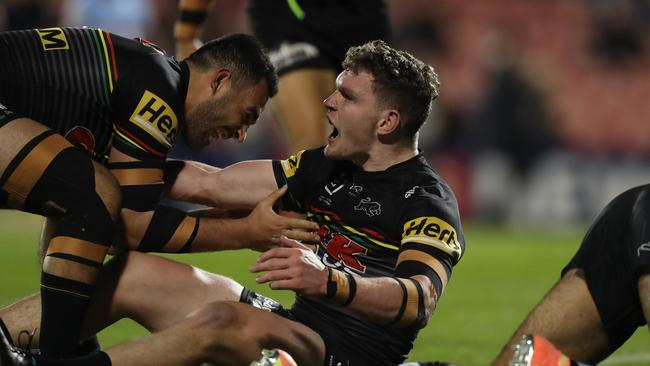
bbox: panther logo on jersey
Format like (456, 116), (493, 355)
(317, 225), (367, 273)
(354, 197), (381, 217)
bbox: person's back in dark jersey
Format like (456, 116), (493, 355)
(0, 27), (187, 162)
(0, 28), (297, 366)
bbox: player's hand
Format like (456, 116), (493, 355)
(243, 186), (319, 251)
(250, 236), (328, 297)
(175, 37), (202, 60)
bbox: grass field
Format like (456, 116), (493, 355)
(0, 211), (648, 365)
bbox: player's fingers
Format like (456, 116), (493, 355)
(255, 269), (293, 284)
(281, 229), (320, 243)
(261, 185), (287, 207)
(277, 236), (314, 251)
(268, 279), (297, 291)
(257, 247), (296, 262)
(250, 257), (290, 273)
(284, 217), (319, 231)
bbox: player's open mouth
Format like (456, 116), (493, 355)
(328, 126), (339, 142)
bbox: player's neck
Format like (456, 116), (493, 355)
(184, 62), (209, 113)
(360, 141), (418, 172)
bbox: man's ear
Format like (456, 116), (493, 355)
(377, 108), (401, 135)
(211, 68), (231, 94)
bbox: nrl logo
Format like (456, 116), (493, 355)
(325, 182), (344, 195)
(354, 197), (381, 217)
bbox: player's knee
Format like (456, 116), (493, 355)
(92, 162), (122, 222)
(194, 302), (243, 333)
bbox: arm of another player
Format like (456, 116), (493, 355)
(163, 159), (279, 209)
(174, 0), (213, 59)
(250, 237), (447, 329)
(110, 150), (318, 253)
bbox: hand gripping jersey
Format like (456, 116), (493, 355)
(272, 148), (465, 365)
(0, 27), (188, 163)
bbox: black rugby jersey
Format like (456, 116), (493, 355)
(272, 148), (465, 364)
(0, 27), (187, 162)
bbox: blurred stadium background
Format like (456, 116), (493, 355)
(1, 0), (650, 364)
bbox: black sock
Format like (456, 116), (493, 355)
(35, 350), (111, 366)
(39, 272), (94, 357)
(74, 336), (100, 357)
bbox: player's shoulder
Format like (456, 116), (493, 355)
(112, 34), (182, 85)
(398, 154), (457, 206)
(604, 184), (650, 213)
(278, 147), (331, 174)
(624, 184), (650, 214)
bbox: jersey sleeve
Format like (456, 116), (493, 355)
(398, 182), (465, 270)
(271, 147), (330, 212)
(111, 54), (183, 162)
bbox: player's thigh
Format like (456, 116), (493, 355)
(521, 268), (610, 363)
(89, 251), (244, 332)
(0, 117), (51, 171)
(0, 117), (119, 218)
(270, 68), (337, 151)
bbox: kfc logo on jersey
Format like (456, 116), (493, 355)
(318, 225), (367, 273)
(130, 90), (178, 147)
(354, 197), (381, 217)
(65, 126), (96, 156)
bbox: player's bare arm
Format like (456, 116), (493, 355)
(164, 159), (277, 209)
(251, 237), (443, 328)
(114, 151), (318, 252)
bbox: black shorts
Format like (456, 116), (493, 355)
(240, 288), (364, 366)
(247, 0), (391, 76)
(562, 185), (650, 349)
(0, 102), (20, 128)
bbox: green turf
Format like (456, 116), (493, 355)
(0, 212), (648, 365)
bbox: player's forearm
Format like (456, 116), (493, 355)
(163, 160), (222, 205)
(119, 206), (201, 252)
(174, 0), (212, 40)
(185, 216), (259, 252)
(119, 206), (256, 252)
(326, 270), (435, 329)
(166, 159), (277, 209)
(201, 160), (278, 209)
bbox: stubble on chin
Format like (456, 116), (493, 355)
(184, 100), (219, 151)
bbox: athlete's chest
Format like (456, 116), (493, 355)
(306, 174), (408, 276)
